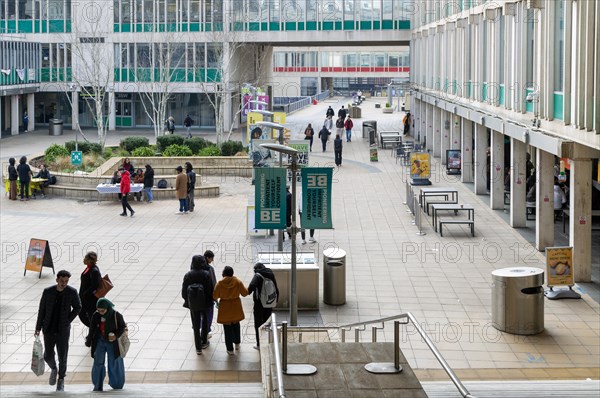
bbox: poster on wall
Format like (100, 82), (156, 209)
(250, 139), (277, 168)
(410, 152), (431, 185)
(446, 149), (462, 175)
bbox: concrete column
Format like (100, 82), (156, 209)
(413, 99), (419, 141)
(433, 105), (441, 158)
(490, 129), (504, 209)
(108, 91), (116, 131)
(426, 103), (434, 152)
(535, 148), (555, 251)
(11, 95), (19, 135)
(71, 92), (79, 132)
(440, 110), (450, 165)
(510, 138), (527, 227)
(421, 100), (427, 144)
(474, 123), (487, 194)
(461, 118), (473, 183)
(570, 158), (593, 282)
(451, 114), (461, 150)
(26, 93), (35, 132)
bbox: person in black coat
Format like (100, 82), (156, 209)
(318, 125), (330, 152)
(7, 157), (18, 200)
(326, 106), (334, 118)
(35, 270), (81, 391)
(182, 255), (214, 354)
(334, 134), (343, 166)
(79, 251), (102, 327)
(247, 263), (279, 349)
(85, 298), (126, 391)
(33, 164), (52, 197)
(16, 155), (32, 200)
(143, 164), (154, 203)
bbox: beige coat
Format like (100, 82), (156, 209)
(175, 172), (188, 199)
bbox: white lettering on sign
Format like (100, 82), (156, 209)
(307, 174), (328, 188)
(261, 210), (281, 223)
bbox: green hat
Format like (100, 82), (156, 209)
(96, 297), (114, 310)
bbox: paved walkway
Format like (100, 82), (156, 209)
(0, 97), (598, 389)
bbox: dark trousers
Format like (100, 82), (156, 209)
(121, 195), (133, 214)
(306, 137), (313, 151)
(190, 309), (210, 350)
(321, 139), (328, 152)
(9, 180), (17, 200)
(253, 307), (272, 347)
(223, 323), (241, 352)
(335, 150), (342, 166)
(43, 331), (70, 379)
(20, 180), (30, 199)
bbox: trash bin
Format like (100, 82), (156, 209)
(492, 267), (544, 335)
(351, 106), (361, 118)
(369, 129), (376, 146)
(323, 248), (346, 305)
(49, 119), (63, 136)
(363, 120), (377, 138)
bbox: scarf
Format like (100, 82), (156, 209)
(96, 297), (116, 337)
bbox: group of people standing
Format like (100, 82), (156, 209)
(175, 162), (196, 214)
(7, 156), (53, 200)
(182, 252), (279, 355)
(34, 251), (127, 392)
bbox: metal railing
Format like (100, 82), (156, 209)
(312, 90), (331, 102)
(269, 313), (286, 398)
(272, 91), (329, 114)
(266, 311), (475, 398)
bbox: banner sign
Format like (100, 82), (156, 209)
(247, 112), (264, 142)
(286, 140), (309, 183)
(24, 239), (55, 278)
(301, 168), (333, 229)
(446, 149), (461, 175)
(255, 168), (287, 229)
(410, 152), (431, 180)
(250, 139), (276, 167)
(545, 246), (574, 286)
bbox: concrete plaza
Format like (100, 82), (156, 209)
(0, 97), (598, 391)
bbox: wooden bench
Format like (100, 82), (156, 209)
(439, 218), (475, 237)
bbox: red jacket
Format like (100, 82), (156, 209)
(120, 171), (131, 194)
(344, 118), (353, 130)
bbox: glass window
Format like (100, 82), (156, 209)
(20, 0), (34, 19)
(388, 55), (398, 67)
(360, 53), (369, 67)
(526, 9), (534, 87)
(42, 44), (50, 67)
(306, 0), (316, 22)
(190, 0), (200, 22)
(47, 0), (62, 18)
(186, 43), (193, 69)
(136, 43), (151, 68)
(128, 43), (135, 67)
(499, 15), (504, 84)
(207, 43), (220, 68)
(382, 0), (392, 20)
(269, 0), (279, 22)
(195, 42), (205, 68)
(171, 43), (185, 68)
(554, 0), (564, 91)
(166, 0), (176, 22)
(122, 0), (131, 22)
(142, 0), (152, 22)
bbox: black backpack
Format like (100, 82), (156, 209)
(187, 283), (207, 311)
(157, 179), (168, 189)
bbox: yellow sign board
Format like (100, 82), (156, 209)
(24, 238), (55, 278)
(247, 112), (264, 142)
(410, 152), (431, 179)
(545, 246), (574, 286)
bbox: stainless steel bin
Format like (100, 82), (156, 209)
(323, 248), (346, 305)
(492, 267), (544, 335)
(363, 120), (377, 138)
(49, 119), (63, 136)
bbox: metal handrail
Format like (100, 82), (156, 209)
(269, 313), (286, 398)
(339, 312), (475, 398)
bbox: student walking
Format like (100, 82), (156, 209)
(166, 116), (175, 134)
(7, 157), (18, 200)
(143, 164), (154, 203)
(185, 162), (196, 212)
(344, 116), (354, 142)
(213, 266), (248, 355)
(334, 134), (343, 167)
(318, 125), (330, 152)
(79, 251), (102, 327)
(86, 298), (127, 391)
(204, 250), (218, 338)
(184, 114), (194, 138)
(247, 263), (279, 349)
(175, 165), (188, 214)
(304, 123), (314, 152)
(16, 156), (32, 201)
(132, 168), (144, 201)
(35, 270), (82, 392)
(335, 115), (344, 137)
(182, 255), (214, 354)
(23, 110), (29, 132)
(119, 168), (134, 217)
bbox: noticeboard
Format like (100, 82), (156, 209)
(446, 149), (461, 175)
(545, 246), (574, 287)
(410, 152), (431, 180)
(24, 238), (55, 278)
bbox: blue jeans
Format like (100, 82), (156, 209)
(179, 198), (188, 212)
(144, 187), (153, 202)
(345, 129), (352, 142)
(92, 335), (125, 390)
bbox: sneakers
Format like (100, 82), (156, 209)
(130, 210), (135, 217)
(207, 332), (212, 339)
(302, 240), (307, 245)
(184, 211), (189, 214)
(202, 341), (210, 349)
(226, 350), (234, 355)
(234, 343), (240, 350)
(253, 345), (260, 350)
(49, 368), (57, 385)
(175, 211), (183, 214)
(309, 237), (317, 243)
(119, 213), (127, 217)
(196, 350), (202, 355)
(56, 378), (64, 391)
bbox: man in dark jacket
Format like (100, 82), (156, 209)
(247, 263), (279, 349)
(318, 125), (330, 152)
(35, 270), (82, 391)
(334, 134), (343, 167)
(143, 164), (154, 203)
(182, 255), (214, 354)
(185, 162), (196, 212)
(337, 105), (346, 119)
(326, 106), (334, 118)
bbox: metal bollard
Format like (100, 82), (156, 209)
(414, 195), (426, 236)
(372, 326), (377, 342)
(282, 321), (288, 373)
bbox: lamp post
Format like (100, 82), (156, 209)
(257, 121), (286, 251)
(260, 143), (299, 326)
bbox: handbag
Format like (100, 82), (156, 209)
(31, 336), (45, 376)
(95, 274), (113, 298)
(115, 313), (130, 358)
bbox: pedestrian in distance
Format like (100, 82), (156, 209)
(182, 255), (214, 354)
(247, 263), (279, 349)
(7, 157), (18, 200)
(318, 125), (330, 152)
(282, 186), (292, 241)
(203, 250), (218, 338)
(344, 115), (354, 142)
(16, 155), (32, 201)
(304, 123), (314, 152)
(402, 112), (411, 135)
(337, 105), (347, 119)
(334, 133), (343, 167)
(326, 106), (334, 118)
(166, 116), (175, 134)
(119, 167), (135, 217)
(143, 164), (154, 203)
(324, 115), (333, 132)
(213, 266), (248, 355)
(35, 270), (82, 392)
(23, 110), (29, 132)
(184, 114), (194, 138)
(79, 251), (102, 327)
(85, 298), (127, 391)
(132, 168), (144, 201)
(175, 165), (188, 214)
(185, 162), (196, 212)
(335, 115), (344, 137)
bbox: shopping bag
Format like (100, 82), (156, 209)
(31, 336), (45, 376)
(95, 274), (113, 298)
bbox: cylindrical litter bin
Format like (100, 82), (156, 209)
(323, 248), (346, 305)
(49, 119), (63, 136)
(363, 120), (377, 138)
(492, 267), (544, 335)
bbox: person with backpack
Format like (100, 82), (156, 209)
(344, 115), (354, 142)
(213, 266), (248, 355)
(326, 106), (334, 118)
(247, 263), (279, 350)
(166, 116), (175, 134)
(303, 123), (314, 152)
(184, 114), (194, 138)
(335, 115), (344, 137)
(337, 105), (347, 119)
(143, 164), (154, 203)
(7, 157), (18, 200)
(185, 162), (196, 212)
(182, 255), (214, 355)
(203, 250), (218, 338)
(16, 155), (32, 201)
(318, 125), (330, 152)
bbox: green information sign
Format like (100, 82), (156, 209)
(71, 151), (83, 166)
(255, 168), (287, 229)
(301, 167), (333, 229)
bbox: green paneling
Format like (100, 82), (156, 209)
(553, 92), (564, 120)
(49, 20), (63, 32)
(298, 22), (304, 30)
(206, 68), (220, 82)
(343, 20), (354, 30)
(249, 22), (260, 31)
(190, 23), (200, 32)
(121, 23), (131, 32)
(7, 20), (16, 32)
(261, 22), (268, 30)
(166, 23), (177, 31)
(398, 20), (410, 29)
(196, 69), (206, 82)
(233, 22), (244, 31)
(18, 20), (33, 33)
(269, 22), (280, 31)
(526, 88), (534, 112)
(306, 21), (317, 30)
(205, 23), (212, 31)
(114, 69), (120, 82)
(143, 23), (153, 32)
(373, 21), (380, 29)
(382, 20), (393, 29)
(0, 20), (5, 33)
(170, 68), (186, 82)
(482, 82), (488, 101)
(285, 22), (296, 31)
(323, 21), (333, 30)
(360, 21), (372, 30)
(499, 84), (505, 106)
(41, 68), (50, 82)
(117, 117), (132, 127)
(114, 24), (120, 32)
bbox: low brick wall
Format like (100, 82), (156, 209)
(46, 185), (219, 201)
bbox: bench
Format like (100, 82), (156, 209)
(425, 199), (458, 215)
(46, 184), (220, 201)
(439, 218), (475, 237)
